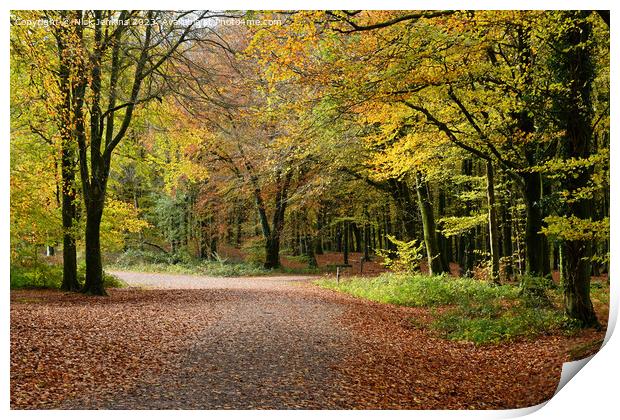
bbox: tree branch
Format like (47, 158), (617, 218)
(327, 10), (456, 33)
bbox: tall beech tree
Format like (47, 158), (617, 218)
(11, 11), (82, 290)
(70, 10), (208, 294)
(547, 11), (601, 326)
(54, 12), (81, 291)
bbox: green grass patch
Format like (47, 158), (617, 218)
(316, 273), (519, 307)
(432, 303), (577, 345)
(108, 260), (323, 277)
(10, 264), (126, 290)
(110, 248), (324, 276)
(589, 279), (610, 305)
(282, 254), (310, 264)
(110, 248), (270, 277)
(316, 273), (584, 345)
(277, 265), (321, 275)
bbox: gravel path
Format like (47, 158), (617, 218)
(69, 271), (357, 409)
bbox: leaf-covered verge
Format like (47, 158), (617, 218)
(10, 288), (226, 409)
(328, 286), (607, 409)
(316, 274), (609, 345)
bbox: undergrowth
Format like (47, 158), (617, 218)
(109, 248), (322, 276)
(108, 261), (269, 277)
(10, 263), (126, 290)
(315, 273), (592, 345)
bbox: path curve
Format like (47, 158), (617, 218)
(69, 271), (358, 409)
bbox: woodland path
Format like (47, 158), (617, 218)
(61, 271), (359, 409)
(11, 270), (572, 410)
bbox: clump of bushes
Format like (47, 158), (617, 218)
(110, 247), (268, 277)
(10, 264), (63, 289)
(113, 247), (192, 266)
(431, 302), (578, 345)
(241, 237), (266, 265)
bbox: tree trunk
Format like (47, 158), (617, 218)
(336, 224), (342, 252)
(56, 17), (80, 292)
(561, 240), (597, 325)
(199, 219), (208, 259)
(415, 172), (445, 275)
(262, 171), (291, 269)
(514, 25), (546, 279)
(343, 221), (349, 265)
(209, 236), (218, 259)
(458, 159), (474, 277)
(462, 230), (475, 277)
(352, 223), (362, 252)
(554, 11), (598, 327)
(486, 161), (501, 284)
(541, 178), (552, 277)
(501, 203), (513, 279)
(291, 214), (300, 256)
(438, 188), (452, 268)
(306, 235), (318, 268)
(264, 235), (280, 269)
(315, 211), (324, 255)
(82, 200), (106, 295)
(363, 221), (371, 261)
(387, 179), (417, 240)
(60, 147), (79, 291)
(523, 171), (544, 276)
(383, 206), (395, 255)
(235, 206), (243, 247)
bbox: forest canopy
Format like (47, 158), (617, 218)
(10, 10), (610, 327)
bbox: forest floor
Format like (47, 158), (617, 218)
(10, 271), (606, 409)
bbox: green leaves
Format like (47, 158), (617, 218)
(439, 213), (487, 237)
(542, 215), (609, 242)
(375, 235), (425, 273)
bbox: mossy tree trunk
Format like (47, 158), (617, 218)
(553, 11), (599, 327)
(415, 171), (445, 275)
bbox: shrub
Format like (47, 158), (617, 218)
(113, 247), (201, 267)
(108, 249), (269, 277)
(114, 248), (171, 266)
(283, 254), (310, 264)
(198, 260), (267, 277)
(518, 275), (555, 308)
(375, 235), (425, 273)
(10, 264), (62, 289)
(241, 237), (266, 265)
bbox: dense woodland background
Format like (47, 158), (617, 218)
(10, 10), (609, 327)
